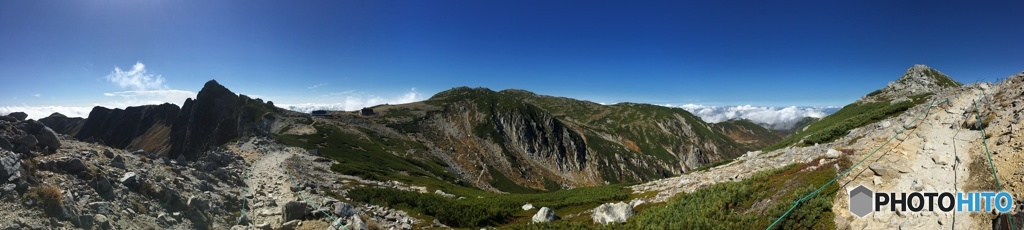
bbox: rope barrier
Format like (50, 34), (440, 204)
(766, 98), (941, 230)
(238, 167), (253, 225)
(973, 93), (1014, 230)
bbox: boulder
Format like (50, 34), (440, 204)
(825, 149), (842, 159)
(188, 196), (207, 210)
(110, 155), (125, 169)
(868, 162), (898, 178)
(102, 149), (114, 158)
(89, 177), (113, 199)
(0, 115), (16, 122)
(7, 112), (27, 121)
(58, 158), (88, 175)
(434, 189), (456, 198)
(0, 137), (12, 151)
(120, 172), (139, 188)
(591, 202), (634, 225)
(532, 207), (557, 223)
(346, 215), (368, 230)
(522, 203), (534, 211)
(333, 202), (355, 217)
(282, 201), (310, 222)
(12, 135), (37, 148)
(34, 127), (61, 153)
(17, 120), (45, 135)
(1, 151), (21, 183)
(93, 214), (110, 230)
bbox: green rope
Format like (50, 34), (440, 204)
(238, 167), (252, 225)
(973, 95), (1014, 230)
(280, 161), (349, 230)
(766, 99), (939, 230)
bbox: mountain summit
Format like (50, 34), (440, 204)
(861, 64), (961, 103)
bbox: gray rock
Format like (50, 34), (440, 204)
(522, 203), (534, 211)
(591, 202), (634, 225)
(255, 222), (272, 230)
(868, 162), (899, 178)
(1, 151), (21, 183)
(120, 172), (138, 187)
(825, 149), (842, 159)
(345, 215), (368, 230)
(280, 220), (301, 230)
(188, 196), (207, 210)
(12, 135), (37, 148)
(532, 207), (557, 223)
(34, 127), (60, 153)
(2, 183), (16, 194)
(0, 137), (12, 151)
(89, 202), (111, 214)
(282, 201), (310, 222)
(90, 177), (114, 200)
(17, 120), (44, 134)
(102, 149), (114, 158)
(110, 155), (125, 169)
(333, 202), (355, 217)
(93, 214), (110, 230)
(0, 115), (16, 122)
(7, 112), (27, 121)
(59, 158), (88, 175)
(931, 155), (951, 166)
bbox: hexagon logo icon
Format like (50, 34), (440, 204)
(849, 185), (874, 218)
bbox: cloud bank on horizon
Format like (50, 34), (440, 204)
(280, 89), (423, 113)
(670, 104), (840, 130)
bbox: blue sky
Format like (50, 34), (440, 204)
(1, 0), (1023, 119)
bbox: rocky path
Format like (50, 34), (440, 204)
(632, 85), (997, 229)
(832, 86), (985, 229)
(232, 138), (301, 228)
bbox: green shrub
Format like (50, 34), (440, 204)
(349, 185), (628, 228)
(624, 161), (839, 229)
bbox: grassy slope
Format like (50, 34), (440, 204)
(503, 158), (845, 229)
(762, 93), (932, 152)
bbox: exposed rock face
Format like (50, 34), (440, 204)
(74, 103), (179, 156)
(169, 80), (277, 161)
(591, 202), (634, 225)
(39, 113), (85, 135)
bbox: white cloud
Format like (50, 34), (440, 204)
(307, 83), (329, 90)
(280, 88), (422, 113)
(0, 63), (197, 120)
(32, 94), (41, 98)
(1, 106), (94, 120)
(668, 104), (840, 130)
(105, 62), (167, 91)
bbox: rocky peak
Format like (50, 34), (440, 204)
(860, 64), (961, 103)
(169, 80), (277, 161)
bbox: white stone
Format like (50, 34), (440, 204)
(591, 202), (634, 225)
(532, 207), (557, 223)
